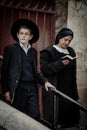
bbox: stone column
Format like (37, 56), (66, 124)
(67, 0), (87, 104)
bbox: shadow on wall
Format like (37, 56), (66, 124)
(0, 126), (7, 130)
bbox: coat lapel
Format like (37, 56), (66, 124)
(14, 43), (22, 68)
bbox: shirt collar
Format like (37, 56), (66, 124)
(53, 45), (69, 54)
(19, 42), (31, 54)
(19, 42), (31, 49)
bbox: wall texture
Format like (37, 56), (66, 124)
(55, 0), (68, 34)
(67, 0), (87, 104)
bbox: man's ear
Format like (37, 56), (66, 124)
(17, 33), (19, 39)
(30, 34), (33, 40)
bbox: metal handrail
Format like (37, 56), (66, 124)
(50, 88), (87, 113)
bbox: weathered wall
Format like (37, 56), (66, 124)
(55, 0), (68, 34)
(67, 0), (87, 126)
(67, 0), (87, 105)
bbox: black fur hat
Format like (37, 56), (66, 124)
(55, 28), (74, 45)
(11, 18), (39, 44)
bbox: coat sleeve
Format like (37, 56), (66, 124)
(37, 73), (48, 86)
(1, 46), (11, 94)
(40, 50), (66, 76)
(31, 47), (48, 86)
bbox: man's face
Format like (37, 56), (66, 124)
(17, 28), (33, 45)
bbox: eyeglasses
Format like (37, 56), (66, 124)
(19, 32), (30, 36)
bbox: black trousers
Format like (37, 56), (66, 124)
(12, 81), (40, 120)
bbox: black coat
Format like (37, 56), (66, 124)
(1, 43), (46, 95)
(40, 45), (80, 127)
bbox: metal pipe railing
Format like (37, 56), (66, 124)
(50, 88), (87, 113)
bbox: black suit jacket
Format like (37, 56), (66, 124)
(1, 43), (47, 95)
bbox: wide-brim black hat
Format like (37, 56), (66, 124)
(11, 18), (39, 44)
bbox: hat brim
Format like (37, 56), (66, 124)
(11, 18), (39, 44)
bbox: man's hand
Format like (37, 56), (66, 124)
(4, 92), (11, 102)
(45, 81), (56, 91)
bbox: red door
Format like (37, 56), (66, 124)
(0, 0), (55, 116)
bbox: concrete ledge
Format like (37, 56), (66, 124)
(0, 100), (51, 130)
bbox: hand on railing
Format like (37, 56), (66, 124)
(0, 55), (3, 60)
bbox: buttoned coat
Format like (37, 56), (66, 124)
(1, 43), (46, 96)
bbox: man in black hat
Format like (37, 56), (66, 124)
(1, 18), (55, 120)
